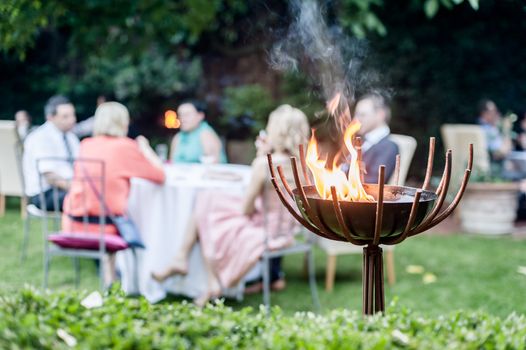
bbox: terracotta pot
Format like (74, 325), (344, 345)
(459, 182), (520, 235)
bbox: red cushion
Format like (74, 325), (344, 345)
(48, 232), (128, 253)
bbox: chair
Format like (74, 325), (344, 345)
(0, 121), (24, 216)
(14, 140), (54, 261)
(441, 124), (490, 190)
(317, 134), (417, 291)
(233, 159), (320, 312)
(39, 157), (128, 290)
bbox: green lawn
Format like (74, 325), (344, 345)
(1, 198), (526, 317)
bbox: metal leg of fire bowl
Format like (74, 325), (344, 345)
(362, 245), (385, 315)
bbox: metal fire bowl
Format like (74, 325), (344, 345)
(293, 184), (437, 241)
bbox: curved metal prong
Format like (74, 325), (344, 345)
(414, 144), (474, 233)
(298, 144), (312, 186)
(373, 166), (385, 246)
(290, 156), (343, 241)
(422, 137), (436, 191)
(267, 154), (342, 240)
(330, 186), (366, 245)
(393, 154), (401, 186)
(383, 189), (422, 245)
(410, 150), (452, 236)
(276, 165), (293, 199)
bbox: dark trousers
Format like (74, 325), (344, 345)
(30, 188), (67, 212)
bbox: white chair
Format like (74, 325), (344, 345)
(441, 124), (490, 190)
(317, 134), (417, 291)
(0, 121), (24, 216)
(233, 160), (320, 312)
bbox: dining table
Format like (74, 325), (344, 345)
(116, 162), (254, 303)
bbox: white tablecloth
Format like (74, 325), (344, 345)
(116, 163), (253, 303)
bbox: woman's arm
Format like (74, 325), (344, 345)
(241, 157), (267, 215)
(136, 135), (163, 170)
(200, 130), (223, 163)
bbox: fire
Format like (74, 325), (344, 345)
(305, 94), (374, 202)
(164, 110), (180, 129)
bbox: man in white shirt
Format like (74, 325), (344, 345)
(23, 95), (79, 210)
(343, 93), (399, 183)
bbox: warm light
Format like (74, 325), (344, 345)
(164, 110), (180, 129)
(306, 94), (374, 202)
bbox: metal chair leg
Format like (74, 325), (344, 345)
(21, 214), (31, 262)
(99, 255), (106, 291)
(43, 251), (50, 289)
(262, 254), (271, 313)
(73, 257), (81, 288)
(307, 249), (321, 312)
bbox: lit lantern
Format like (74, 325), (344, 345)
(164, 110), (180, 129)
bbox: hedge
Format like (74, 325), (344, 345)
(1, 287), (526, 349)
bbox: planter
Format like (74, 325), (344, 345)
(226, 140), (256, 165)
(459, 182), (520, 235)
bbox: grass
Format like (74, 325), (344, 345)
(1, 197), (526, 317)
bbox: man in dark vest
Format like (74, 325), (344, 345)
(343, 93), (398, 183)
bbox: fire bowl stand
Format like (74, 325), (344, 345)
(267, 137), (473, 315)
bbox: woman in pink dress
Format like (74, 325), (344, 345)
(62, 102), (165, 285)
(152, 104), (310, 306)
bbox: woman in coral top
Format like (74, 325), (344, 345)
(62, 102), (165, 284)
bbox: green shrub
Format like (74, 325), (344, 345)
(1, 287), (526, 349)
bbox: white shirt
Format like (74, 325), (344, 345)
(23, 121), (80, 196)
(361, 125), (390, 153)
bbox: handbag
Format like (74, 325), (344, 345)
(79, 161), (145, 249)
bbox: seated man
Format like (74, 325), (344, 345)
(23, 95), (79, 210)
(478, 99), (512, 163)
(343, 93), (398, 183)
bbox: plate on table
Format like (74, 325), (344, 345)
(202, 170), (243, 182)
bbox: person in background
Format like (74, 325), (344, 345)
(343, 93), (398, 183)
(23, 95), (79, 211)
(170, 100), (226, 164)
(62, 102), (165, 285)
(73, 95), (107, 138)
(153, 104), (310, 306)
(14, 110), (33, 141)
(478, 99), (512, 162)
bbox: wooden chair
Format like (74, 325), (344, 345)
(317, 134), (417, 292)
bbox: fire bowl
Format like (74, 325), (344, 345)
(293, 184), (437, 241)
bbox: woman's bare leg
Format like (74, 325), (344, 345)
(152, 216), (198, 282)
(194, 245), (222, 307)
(103, 254), (117, 287)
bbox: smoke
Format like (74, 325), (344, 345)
(270, 0), (385, 129)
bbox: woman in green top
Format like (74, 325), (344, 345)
(170, 101), (227, 163)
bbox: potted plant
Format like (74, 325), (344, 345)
(458, 164), (520, 235)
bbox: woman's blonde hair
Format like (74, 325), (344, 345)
(93, 102), (130, 137)
(266, 104), (310, 156)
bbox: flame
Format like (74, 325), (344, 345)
(164, 110), (180, 129)
(305, 94), (374, 202)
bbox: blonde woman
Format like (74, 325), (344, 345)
(153, 104), (310, 306)
(62, 102), (165, 284)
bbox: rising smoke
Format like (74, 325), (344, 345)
(270, 0), (385, 130)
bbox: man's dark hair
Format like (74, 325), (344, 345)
(357, 92), (392, 121)
(44, 95), (71, 117)
(180, 99), (207, 114)
(478, 99), (494, 115)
